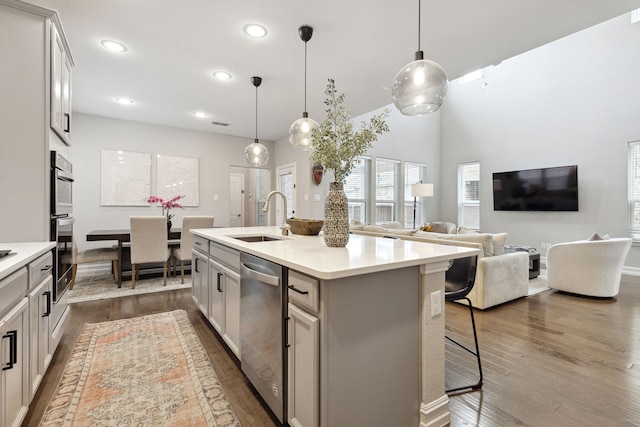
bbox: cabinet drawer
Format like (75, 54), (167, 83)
(29, 251), (53, 288)
(210, 241), (240, 272)
(0, 267), (28, 317)
(192, 235), (209, 255)
(288, 270), (319, 313)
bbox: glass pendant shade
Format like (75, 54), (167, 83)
(290, 25), (318, 151)
(245, 76), (269, 166)
(392, 52), (448, 115)
(244, 139), (269, 166)
(289, 113), (319, 151)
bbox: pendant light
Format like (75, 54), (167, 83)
(289, 25), (319, 151)
(244, 76), (269, 166)
(392, 0), (448, 115)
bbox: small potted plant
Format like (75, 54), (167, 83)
(146, 194), (184, 231)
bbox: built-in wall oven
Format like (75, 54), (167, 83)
(50, 151), (74, 303)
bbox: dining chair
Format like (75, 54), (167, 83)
(129, 216), (171, 289)
(444, 254), (483, 394)
(172, 216), (214, 283)
(62, 238), (119, 289)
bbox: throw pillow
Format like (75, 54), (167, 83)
(492, 232), (508, 255)
(458, 226), (478, 234)
(380, 221), (403, 230)
(587, 232), (610, 241)
(362, 225), (391, 233)
(430, 222), (451, 234)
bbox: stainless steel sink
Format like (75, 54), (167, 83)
(231, 235), (285, 243)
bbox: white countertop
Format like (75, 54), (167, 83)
(0, 242), (56, 279)
(192, 226), (479, 280)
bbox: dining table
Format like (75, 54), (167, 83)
(86, 228), (182, 287)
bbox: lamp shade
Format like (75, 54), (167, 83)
(411, 183), (434, 197)
(392, 56), (448, 115)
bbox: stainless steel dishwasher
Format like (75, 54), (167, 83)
(240, 252), (287, 423)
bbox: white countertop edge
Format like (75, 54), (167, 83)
(0, 242), (56, 279)
(192, 227), (480, 280)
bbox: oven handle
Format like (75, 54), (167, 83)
(54, 216), (76, 226)
(56, 169), (74, 182)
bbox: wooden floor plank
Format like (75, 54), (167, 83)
(23, 278), (640, 426)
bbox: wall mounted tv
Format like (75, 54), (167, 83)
(492, 165), (578, 211)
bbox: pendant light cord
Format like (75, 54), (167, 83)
(255, 85), (258, 140)
(304, 40), (308, 112)
(417, 0), (421, 51)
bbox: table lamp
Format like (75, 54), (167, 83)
(410, 183), (434, 229)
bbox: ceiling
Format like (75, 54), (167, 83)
(31, 0), (640, 142)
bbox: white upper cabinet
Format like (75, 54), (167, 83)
(50, 19), (73, 145)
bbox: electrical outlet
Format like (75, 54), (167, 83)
(431, 290), (442, 317)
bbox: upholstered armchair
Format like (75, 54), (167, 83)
(546, 237), (631, 297)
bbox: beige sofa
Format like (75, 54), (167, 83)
(350, 222), (529, 310)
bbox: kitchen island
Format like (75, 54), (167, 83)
(191, 226), (479, 427)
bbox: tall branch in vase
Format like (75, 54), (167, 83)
(310, 79), (389, 183)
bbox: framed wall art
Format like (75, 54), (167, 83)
(100, 149), (151, 206)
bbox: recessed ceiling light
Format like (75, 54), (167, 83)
(193, 111), (208, 118)
(212, 71), (232, 80)
(101, 40), (127, 52)
(243, 24), (267, 38)
(115, 97), (134, 105)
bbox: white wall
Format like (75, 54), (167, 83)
(439, 13), (640, 269)
(273, 104), (441, 222)
(71, 113), (274, 249)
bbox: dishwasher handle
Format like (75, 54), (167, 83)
(241, 262), (280, 287)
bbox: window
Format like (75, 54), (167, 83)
(458, 162), (480, 230)
(628, 141), (640, 239)
(375, 159), (400, 224)
(404, 162), (427, 228)
(344, 157), (371, 223)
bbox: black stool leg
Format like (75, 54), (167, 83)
(446, 297), (483, 393)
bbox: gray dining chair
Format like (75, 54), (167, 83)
(172, 216), (214, 283)
(129, 216), (171, 289)
(62, 238), (119, 289)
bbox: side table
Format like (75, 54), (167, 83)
(504, 246), (540, 279)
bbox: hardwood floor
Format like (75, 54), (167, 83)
(22, 289), (276, 427)
(23, 280), (640, 426)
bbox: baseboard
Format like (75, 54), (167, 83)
(622, 267), (640, 285)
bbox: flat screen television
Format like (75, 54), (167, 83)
(492, 165), (578, 211)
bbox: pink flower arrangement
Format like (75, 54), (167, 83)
(146, 195), (184, 221)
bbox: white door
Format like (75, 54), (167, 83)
(276, 164), (296, 223)
(230, 173), (244, 227)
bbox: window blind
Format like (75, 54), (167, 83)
(458, 162), (480, 230)
(375, 158), (400, 224)
(344, 157), (371, 223)
(628, 141), (640, 238)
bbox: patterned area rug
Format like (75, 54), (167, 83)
(39, 310), (240, 427)
(528, 269), (550, 296)
(67, 273), (192, 304)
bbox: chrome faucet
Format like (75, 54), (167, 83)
(262, 191), (291, 236)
